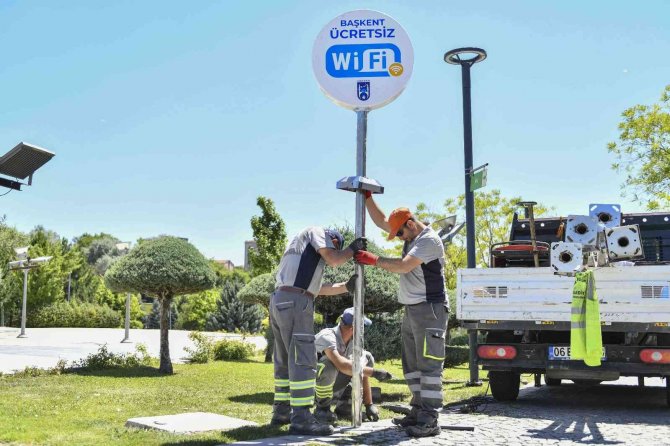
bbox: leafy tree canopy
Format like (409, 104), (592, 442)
(608, 85), (670, 210)
(249, 196), (287, 276)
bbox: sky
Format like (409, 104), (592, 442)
(0, 1), (669, 265)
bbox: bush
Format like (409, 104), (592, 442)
(184, 331), (213, 364)
(31, 301), (121, 328)
(444, 345), (470, 367)
(212, 338), (255, 361)
(71, 344), (152, 369)
(364, 312), (402, 361)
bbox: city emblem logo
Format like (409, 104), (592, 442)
(357, 81), (370, 101)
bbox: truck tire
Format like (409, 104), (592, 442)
(545, 377), (561, 386)
(489, 371), (520, 401)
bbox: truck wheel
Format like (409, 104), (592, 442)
(545, 377), (561, 386)
(489, 371), (520, 401)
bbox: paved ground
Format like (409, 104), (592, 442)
(232, 376), (670, 445)
(0, 327), (266, 373)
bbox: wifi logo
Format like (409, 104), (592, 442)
(325, 43), (402, 78)
(388, 63), (404, 77)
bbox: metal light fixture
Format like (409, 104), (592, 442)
(0, 142), (55, 191)
(8, 247), (52, 338)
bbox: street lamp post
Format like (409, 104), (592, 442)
(445, 47), (487, 386)
(115, 242), (132, 343)
(9, 247), (52, 338)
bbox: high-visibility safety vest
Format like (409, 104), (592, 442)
(570, 270), (603, 367)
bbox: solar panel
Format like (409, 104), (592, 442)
(0, 142), (55, 180)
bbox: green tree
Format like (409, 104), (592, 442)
(608, 85), (670, 210)
(249, 196), (287, 276)
(205, 279), (264, 333)
(177, 289), (219, 330)
(105, 236), (216, 374)
(13, 227), (82, 313)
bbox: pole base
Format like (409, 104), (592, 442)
(465, 380), (483, 387)
(120, 338), (132, 343)
(17, 333), (27, 338)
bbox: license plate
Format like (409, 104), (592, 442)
(548, 345), (606, 360)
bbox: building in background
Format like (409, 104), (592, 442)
(214, 259), (235, 271)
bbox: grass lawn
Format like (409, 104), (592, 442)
(0, 357), (487, 446)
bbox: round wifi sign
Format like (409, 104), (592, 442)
(312, 10), (414, 111)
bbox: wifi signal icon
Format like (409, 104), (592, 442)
(388, 63), (404, 77)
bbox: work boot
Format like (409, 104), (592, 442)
(406, 421), (441, 438)
(392, 408), (418, 427)
(270, 404), (291, 426)
(314, 407), (338, 424)
(334, 404), (352, 421)
(288, 415), (334, 436)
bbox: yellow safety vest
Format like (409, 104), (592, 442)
(570, 270), (602, 367)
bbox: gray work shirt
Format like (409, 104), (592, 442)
(399, 226), (447, 307)
(315, 325), (352, 358)
(275, 226), (336, 296)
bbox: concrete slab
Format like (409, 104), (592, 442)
(0, 327), (266, 374)
(126, 412), (258, 433)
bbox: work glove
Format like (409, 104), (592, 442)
(354, 250), (378, 266)
(347, 237), (368, 254)
(371, 368), (393, 382)
(345, 274), (359, 294)
(363, 403), (379, 422)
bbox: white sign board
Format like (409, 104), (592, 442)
(312, 10), (414, 111)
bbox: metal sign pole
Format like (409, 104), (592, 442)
(351, 110), (368, 427)
(18, 269), (28, 338)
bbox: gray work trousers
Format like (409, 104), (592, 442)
(270, 289), (317, 423)
(315, 350), (374, 411)
(401, 301), (448, 425)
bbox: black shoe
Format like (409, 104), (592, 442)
(392, 414), (417, 427)
(406, 422), (441, 437)
(270, 403), (291, 426)
(334, 405), (352, 421)
(288, 417), (334, 436)
(314, 407), (338, 423)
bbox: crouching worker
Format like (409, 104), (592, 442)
(314, 307), (393, 423)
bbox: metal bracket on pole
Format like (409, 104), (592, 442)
(336, 176), (384, 194)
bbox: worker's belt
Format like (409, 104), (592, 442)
(276, 285), (315, 298)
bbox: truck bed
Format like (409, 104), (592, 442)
(457, 265), (670, 324)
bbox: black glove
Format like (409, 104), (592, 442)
(372, 369), (393, 382)
(347, 237), (368, 254)
(363, 403), (379, 422)
(345, 274), (358, 294)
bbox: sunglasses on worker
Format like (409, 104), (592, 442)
(396, 222), (409, 238)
